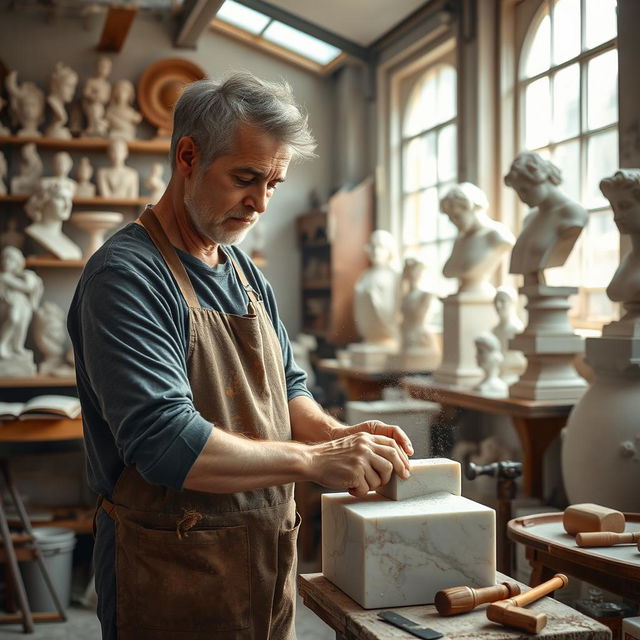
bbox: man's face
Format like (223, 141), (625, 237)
(183, 123), (292, 246)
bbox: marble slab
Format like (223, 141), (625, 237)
(376, 458), (461, 501)
(322, 490), (495, 609)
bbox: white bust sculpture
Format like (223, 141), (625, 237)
(400, 257), (435, 351)
(473, 332), (508, 396)
(5, 71), (45, 137)
(353, 229), (400, 346)
(599, 169), (640, 327)
(491, 286), (526, 383)
(75, 156), (96, 198)
(106, 79), (142, 140)
(505, 152), (588, 285)
(145, 162), (166, 202)
(10, 143), (43, 196)
(97, 138), (139, 198)
(42, 151), (78, 197)
(440, 183), (515, 297)
(0, 246), (43, 361)
(25, 180), (82, 260)
(45, 62), (78, 139)
(83, 56), (112, 137)
(33, 301), (75, 377)
(0, 151), (6, 196)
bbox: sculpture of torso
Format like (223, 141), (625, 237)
(606, 248), (640, 303)
(354, 266), (400, 345)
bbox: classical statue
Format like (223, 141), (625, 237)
(33, 301), (75, 376)
(473, 332), (508, 396)
(42, 151), (78, 196)
(353, 229), (400, 346)
(400, 257), (435, 351)
(83, 56), (112, 137)
(144, 162), (166, 202)
(24, 179), (82, 260)
(106, 79), (142, 140)
(491, 286), (526, 383)
(45, 61), (79, 139)
(5, 70), (45, 137)
(10, 143), (43, 196)
(0, 246), (43, 361)
(505, 152), (588, 285)
(75, 156), (96, 198)
(599, 169), (640, 329)
(97, 137), (139, 198)
(0, 151), (6, 196)
(440, 182), (515, 297)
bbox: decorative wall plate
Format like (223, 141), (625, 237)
(137, 58), (206, 138)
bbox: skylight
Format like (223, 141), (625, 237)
(214, 0), (343, 70)
(216, 0), (270, 35)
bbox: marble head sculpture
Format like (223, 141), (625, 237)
(474, 331), (507, 396)
(5, 71), (45, 137)
(106, 79), (142, 140)
(439, 182), (515, 297)
(505, 152), (588, 285)
(83, 56), (112, 137)
(46, 61), (78, 138)
(353, 229), (400, 346)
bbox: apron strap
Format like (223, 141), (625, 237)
(227, 254), (262, 311)
(139, 208), (201, 309)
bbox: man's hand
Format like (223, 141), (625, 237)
(307, 425), (413, 498)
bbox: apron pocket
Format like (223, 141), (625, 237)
(117, 520), (251, 633)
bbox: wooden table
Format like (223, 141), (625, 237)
(298, 572), (611, 639)
(318, 359), (430, 401)
(401, 376), (575, 498)
(508, 512), (640, 601)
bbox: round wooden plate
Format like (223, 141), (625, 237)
(137, 58), (206, 138)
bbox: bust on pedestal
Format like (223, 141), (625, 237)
(83, 56), (111, 137)
(106, 79), (142, 140)
(433, 183), (514, 387)
(349, 230), (400, 370)
(473, 332), (508, 397)
(492, 286), (526, 384)
(97, 138), (139, 199)
(45, 62), (78, 139)
(563, 169), (640, 512)
(5, 71), (45, 138)
(505, 152), (588, 400)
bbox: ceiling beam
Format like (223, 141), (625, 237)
(235, 0), (371, 61)
(175, 0), (225, 48)
(97, 5), (138, 52)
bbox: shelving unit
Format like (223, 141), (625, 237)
(0, 135), (170, 154)
(1, 194), (150, 207)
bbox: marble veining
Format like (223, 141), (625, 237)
(376, 458), (461, 501)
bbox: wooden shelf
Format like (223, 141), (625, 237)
(0, 135), (170, 153)
(0, 376), (76, 387)
(1, 194), (150, 207)
(25, 258), (85, 268)
(302, 280), (331, 290)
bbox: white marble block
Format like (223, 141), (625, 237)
(376, 458), (460, 501)
(322, 490), (495, 609)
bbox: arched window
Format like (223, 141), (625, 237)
(518, 0), (618, 326)
(400, 62), (458, 298)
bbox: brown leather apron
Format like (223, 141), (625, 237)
(100, 208), (298, 639)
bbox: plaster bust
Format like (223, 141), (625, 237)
(440, 182), (515, 298)
(400, 257), (435, 351)
(5, 71), (45, 138)
(83, 56), (112, 137)
(45, 62), (78, 139)
(0, 246), (43, 361)
(24, 180), (82, 260)
(353, 229), (400, 346)
(41, 151), (78, 197)
(33, 301), (75, 376)
(599, 169), (640, 307)
(106, 79), (142, 140)
(491, 286), (526, 383)
(10, 143), (43, 196)
(97, 138), (139, 198)
(473, 332), (508, 396)
(75, 156), (96, 198)
(145, 162), (166, 202)
(505, 152), (588, 285)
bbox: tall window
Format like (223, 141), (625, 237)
(519, 0), (618, 326)
(400, 63), (458, 298)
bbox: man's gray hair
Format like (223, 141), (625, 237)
(170, 72), (316, 170)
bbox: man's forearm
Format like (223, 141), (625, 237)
(288, 395), (350, 443)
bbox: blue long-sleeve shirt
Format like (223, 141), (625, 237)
(67, 222), (311, 498)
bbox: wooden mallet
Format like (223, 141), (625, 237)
(435, 582), (521, 616)
(486, 574), (568, 634)
(576, 531), (640, 547)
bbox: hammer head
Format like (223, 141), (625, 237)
(486, 601), (547, 634)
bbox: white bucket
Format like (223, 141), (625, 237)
(20, 527), (76, 612)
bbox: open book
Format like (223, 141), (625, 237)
(0, 395), (81, 421)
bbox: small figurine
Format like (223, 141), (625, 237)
(400, 257), (435, 351)
(41, 151), (78, 197)
(33, 301), (75, 377)
(75, 156), (96, 198)
(144, 162), (166, 202)
(97, 138), (139, 198)
(106, 79), (142, 140)
(5, 70), (45, 137)
(10, 143), (43, 196)
(473, 332), (508, 397)
(491, 286), (526, 384)
(45, 62), (79, 139)
(83, 56), (112, 137)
